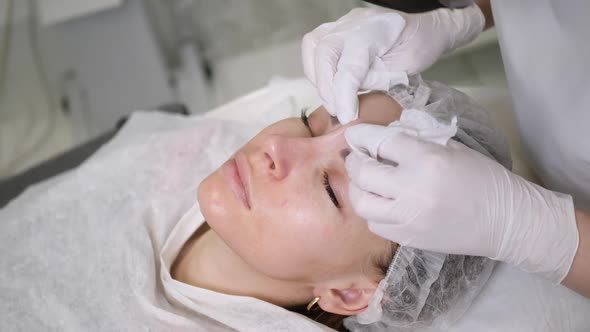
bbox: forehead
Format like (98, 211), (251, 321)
(308, 92), (402, 135)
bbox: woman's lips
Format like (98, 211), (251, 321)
(222, 154), (251, 210)
(235, 152), (252, 208)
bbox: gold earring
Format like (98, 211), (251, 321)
(306, 296), (321, 311)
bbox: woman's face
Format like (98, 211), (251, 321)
(198, 93), (402, 284)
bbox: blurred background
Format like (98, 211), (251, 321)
(0, 0), (506, 180)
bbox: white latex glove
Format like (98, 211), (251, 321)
(344, 124), (579, 283)
(302, 5), (484, 124)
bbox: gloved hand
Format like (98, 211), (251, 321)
(302, 5), (484, 124)
(344, 123), (580, 283)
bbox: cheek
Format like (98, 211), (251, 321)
(257, 173), (338, 233)
(198, 170), (337, 280)
(260, 186), (316, 220)
(259, 188), (335, 235)
(244, 190), (343, 280)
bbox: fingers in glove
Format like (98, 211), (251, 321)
(332, 70), (360, 124)
(301, 35), (318, 85)
(367, 221), (412, 246)
(314, 34), (344, 116)
(362, 197), (421, 247)
(331, 40), (374, 124)
(301, 22), (335, 85)
(345, 123), (407, 159)
(377, 131), (441, 166)
(349, 181), (401, 225)
(345, 150), (401, 199)
(361, 56), (409, 91)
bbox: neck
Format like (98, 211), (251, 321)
(172, 226), (313, 307)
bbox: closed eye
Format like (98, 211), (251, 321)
(300, 109), (314, 136)
(323, 172), (340, 208)
(302, 110), (338, 208)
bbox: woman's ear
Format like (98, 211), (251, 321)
(314, 285), (377, 316)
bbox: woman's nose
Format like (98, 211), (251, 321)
(259, 130), (349, 181)
(260, 135), (297, 181)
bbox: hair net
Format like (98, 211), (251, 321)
(344, 75), (512, 331)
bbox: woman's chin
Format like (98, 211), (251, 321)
(197, 171), (232, 232)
